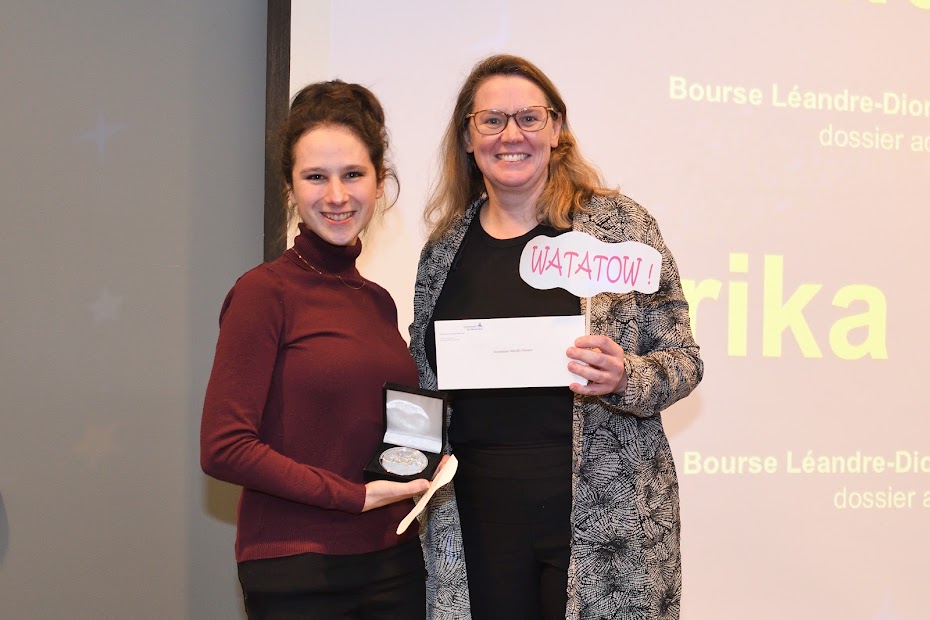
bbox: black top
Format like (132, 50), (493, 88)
(426, 215), (579, 450)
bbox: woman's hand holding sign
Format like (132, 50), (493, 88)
(518, 230), (648, 396)
(567, 334), (629, 396)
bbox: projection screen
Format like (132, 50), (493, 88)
(281, 2), (930, 618)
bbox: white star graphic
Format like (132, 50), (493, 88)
(74, 110), (125, 159)
(88, 288), (123, 326)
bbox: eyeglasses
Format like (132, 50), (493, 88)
(465, 106), (557, 135)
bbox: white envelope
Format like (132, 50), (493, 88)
(434, 315), (587, 389)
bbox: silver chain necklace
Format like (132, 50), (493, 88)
(290, 248), (366, 290)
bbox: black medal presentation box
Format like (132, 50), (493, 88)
(364, 382), (449, 483)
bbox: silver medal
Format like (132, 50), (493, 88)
(379, 446), (428, 476)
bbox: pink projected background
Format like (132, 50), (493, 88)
(292, 2), (929, 617)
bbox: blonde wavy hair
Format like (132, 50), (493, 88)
(425, 54), (616, 243)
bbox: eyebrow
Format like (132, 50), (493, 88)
(477, 105), (548, 111)
(296, 164), (368, 176)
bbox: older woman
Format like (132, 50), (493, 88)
(410, 55), (704, 619)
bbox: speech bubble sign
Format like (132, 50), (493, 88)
(519, 230), (662, 297)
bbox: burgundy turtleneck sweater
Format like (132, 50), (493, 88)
(201, 224), (420, 562)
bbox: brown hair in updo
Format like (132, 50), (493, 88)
(280, 80), (398, 223)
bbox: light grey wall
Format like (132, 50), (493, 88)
(0, 2), (266, 617)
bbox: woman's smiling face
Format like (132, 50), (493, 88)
(289, 124), (383, 247)
(464, 75), (561, 202)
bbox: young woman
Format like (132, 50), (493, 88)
(202, 80), (428, 619)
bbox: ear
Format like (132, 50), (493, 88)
(463, 129), (474, 154)
(550, 114), (563, 149)
(286, 186), (296, 206)
(376, 178), (385, 200)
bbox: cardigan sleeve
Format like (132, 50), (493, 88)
(200, 267), (366, 514)
(599, 205), (704, 417)
(409, 242), (439, 390)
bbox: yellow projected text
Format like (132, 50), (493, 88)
(670, 75), (930, 153)
(682, 253), (888, 359)
(864, 0), (930, 10)
(819, 125), (903, 151)
(684, 450), (930, 509)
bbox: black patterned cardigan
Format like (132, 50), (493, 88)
(409, 193), (704, 620)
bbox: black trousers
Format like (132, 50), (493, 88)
(237, 539), (425, 620)
(454, 445), (572, 620)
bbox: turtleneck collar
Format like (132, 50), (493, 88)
(291, 223), (363, 276)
